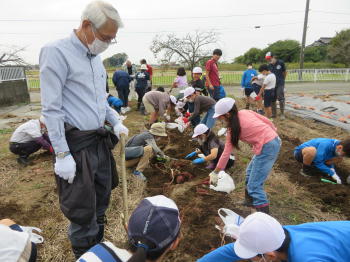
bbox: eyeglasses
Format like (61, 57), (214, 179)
(91, 24), (117, 44)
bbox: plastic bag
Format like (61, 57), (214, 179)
(209, 171), (235, 194)
(216, 208), (244, 239)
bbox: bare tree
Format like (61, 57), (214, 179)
(150, 30), (218, 72)
(0, 45), (28, 66)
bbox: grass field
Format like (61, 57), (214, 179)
(26, 69), (349, 89)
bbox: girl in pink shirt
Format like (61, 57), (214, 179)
(212, 98), (281, 214)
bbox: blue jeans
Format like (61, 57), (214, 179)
(209, 85), (226, 101)
(246, 136), (281, 207)
(188, 102), (200, 127)
(200, 105), (216, 128)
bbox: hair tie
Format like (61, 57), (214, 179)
(136, 242), (149, 251)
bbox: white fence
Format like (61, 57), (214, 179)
(0, 66), (26, 82)
(287, 68), (350, 82)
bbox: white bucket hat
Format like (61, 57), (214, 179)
(170, 95), (177, 105)
(213, 97), (235, 118)
(140, 64), (147, 70)
(192, 67), (203, 74)
(183, 87), (196, 98)
(192, 124), (209, 138)
(234, 212), (285, 259)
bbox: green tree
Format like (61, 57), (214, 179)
(233, 55), (244, 64)
(328, 28), (350, 66)
(304, 46), (327, 62)
(103, 53), (128, 67)
(243, 48), (263, 64)
(263, 40), (301, 62)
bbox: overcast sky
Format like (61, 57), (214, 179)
(1, 0), (349, 65)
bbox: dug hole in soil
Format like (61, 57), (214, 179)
(143, 129), (246, 261)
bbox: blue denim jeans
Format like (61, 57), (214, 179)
(209, 85), (226, 101)
(200, 105), (216, 128)
(246, 136), (281, 207)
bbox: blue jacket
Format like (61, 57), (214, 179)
(135, 71), (150, 90)
(112, 70), (131, 89)
(294, 138), (340, 176)
(198, 221), (350, 262)
(241, 69), (257, 89)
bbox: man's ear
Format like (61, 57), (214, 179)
(264, 251), (278, 260)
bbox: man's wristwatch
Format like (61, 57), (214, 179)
(56, 151), (71, 159)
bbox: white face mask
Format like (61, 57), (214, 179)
(85, 27), (110, 55)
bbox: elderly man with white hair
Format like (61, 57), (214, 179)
(39, 1), (128, 258)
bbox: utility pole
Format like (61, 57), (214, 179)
(299, 0), (310, 80)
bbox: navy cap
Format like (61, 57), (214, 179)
(128, 195), (181, 251)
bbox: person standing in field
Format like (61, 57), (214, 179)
(135, 64), (150, 112)
(256, 64), (276, 120)
(172, 67), (188, 92)
(112, 69), (132, 112)
(39, 1), (128, 258)
(210, 98), (281, 214)
(265, 52), (287, 119)
(251, 71), (266, 115)
(240, 63), (257, 110)
(205, 49), (226, 101)
(123, 60), (137, 101)
(140, 59), (153, 91)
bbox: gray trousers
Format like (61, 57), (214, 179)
(273, 83), (285, 103)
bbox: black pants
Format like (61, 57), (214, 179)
(116, 86), (130, 107)
(56, 124), (118, 254)
(136, 88), (146, 109)
(9, 141), (41, 158)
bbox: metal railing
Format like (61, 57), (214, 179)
(0, 66), (26, 82)
(26, 68), (350, 89)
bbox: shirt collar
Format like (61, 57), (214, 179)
(70, 30), (91, 57)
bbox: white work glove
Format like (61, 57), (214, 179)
(331, 173), (342, 184)
(113, 123), (129, 139)
(54, 155), (76, 184)
(198, 153), (205, 158)
(209, 171), (219, 184)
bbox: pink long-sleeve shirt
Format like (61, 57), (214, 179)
(216, 110), (278, 170)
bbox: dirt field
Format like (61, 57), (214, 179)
(0, 97), (349, 261)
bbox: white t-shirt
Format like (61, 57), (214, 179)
(263, 73), (276, 90)
(10, 119), (42, 143)
(252, 74), (265, 86)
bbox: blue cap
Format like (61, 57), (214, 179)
(128, 195), (181, 251)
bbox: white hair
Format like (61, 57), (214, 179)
(81, 1), (123, 29)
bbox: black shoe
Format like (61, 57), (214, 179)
(255, 205), (270, 214)
(72, 246), (92, 259)
(300, 165), (314, 177)
(239, 190), (253, 207)
(17, 156), (29, 166)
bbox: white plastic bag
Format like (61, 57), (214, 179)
(217, 127), (227, 137)
(216, 208), (244, 239)
(209, 171), (235, 194)
(20, 226), (44, 244)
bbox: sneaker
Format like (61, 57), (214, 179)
(133, 170), (147, 181)
(258, 109), (265, 115)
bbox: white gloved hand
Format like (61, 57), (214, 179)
(198, 153), (205, 158)
(54, 154), (76, 184)
(331, 173), (342, 184)
(209, 171), (219, 184)
(113, 123), (129, 139)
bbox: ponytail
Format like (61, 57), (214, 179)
(228, 104), (241, 150)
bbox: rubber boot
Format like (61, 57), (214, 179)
(137, 102), (141, 111)
(239, 190), (253, 207)
(280, 101), (285, 119)
(271, 102), (277, 118)
(255, 205), (270, 214)
(96, 215), (107, 243)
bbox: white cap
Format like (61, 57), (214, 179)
(140, 64), (147, 70)
(192, 124), (209, 138)
(192, 67), (203, 74)
(183, 87), (196, 98)
(213, 97), (235, 118)
(234, 212), (285, 259)
(170, 95), (177, 105)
